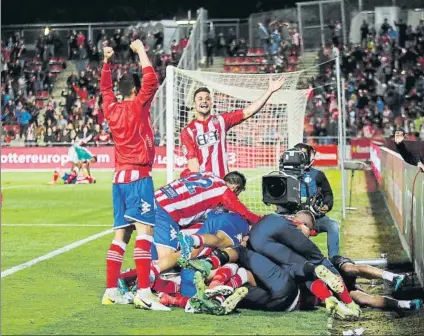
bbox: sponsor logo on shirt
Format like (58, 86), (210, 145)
(196, 130), (219, 147)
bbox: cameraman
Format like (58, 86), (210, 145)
(294, 143), (340, 258)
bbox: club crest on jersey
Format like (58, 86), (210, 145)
(196, 130), (219, 148)
(212, 117), (220, 125)
(140, 199), (151, 215)
(236, 233), (243, 243)
(304, 176), (312, 183)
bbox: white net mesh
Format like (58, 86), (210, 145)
(168, 68), (311, 214)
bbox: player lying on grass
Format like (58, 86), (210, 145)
(49, 156), (97, 184)
(49, 165), (96, 185)
(331, 255), (423, 313)
(181, 76), (286, 179)
(152, 171), (261, 277)
(100, 40), (170, 310)
(179, 212), (362, 319)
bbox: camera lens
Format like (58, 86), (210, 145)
(266, 177), (287, 199)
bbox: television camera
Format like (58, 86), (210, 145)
(261, 144), (324, 215)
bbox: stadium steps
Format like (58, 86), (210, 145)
(200, 57), (226, 73)
(298, 51), (319, 81)
(37, 61), (77, 125)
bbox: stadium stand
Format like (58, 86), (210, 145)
(2, 17), (424, 148)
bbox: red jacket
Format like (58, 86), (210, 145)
(100, 63), (158, 177)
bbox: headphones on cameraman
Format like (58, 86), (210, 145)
(293, 143), (316, 169)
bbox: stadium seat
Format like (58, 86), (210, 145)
(35, 99), (45, 108)
(222, 66), (231, 73)
(224, 57), (233, 65)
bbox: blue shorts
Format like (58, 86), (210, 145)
(153, 205), (180, 251)
(198, 213), (249, 247)
(62, 173), (76, 184)
(112, 177), (155, 229)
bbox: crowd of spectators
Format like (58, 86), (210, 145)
(302, 18), (424, 144)
(1, 30), (65, 146)
(1, 25), (187, 146)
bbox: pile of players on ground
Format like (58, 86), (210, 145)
(95, 38), (422, 319)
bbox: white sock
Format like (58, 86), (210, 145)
(397, 300), (411, 309)
(237, 267), (248, 285)
(382, 271), (396, 282)
(223, 263), (239, 276)
(192, 235), (202, 247)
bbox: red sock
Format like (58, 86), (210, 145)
(134, 235), (152, 290)
(66, 170), (77, 183)
(106, 242), (125, 288)
(53, 171), (60, 182)
(309, 280), (332, 301)
(208, 255), (221, 269)
(225, 274), (243, 289)
(209, 267), (233, 288)
(119, 268), (137, 280)
(153, 278), (180, 294)
(337, 279), (353, 304)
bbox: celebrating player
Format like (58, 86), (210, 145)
(100, 40), (169, 310)
(181, 76), (286, 178)
(153, 171), (261, 274)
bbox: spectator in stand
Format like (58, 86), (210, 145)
(94, 128), (111, 146)
(59, 128), (72, 145)
(44, 127), (57, 146)
(205, 34), (215, 67)
(257, 22), (270, 55)
(154, 127), (161, 146)
(360, 20), (369, 47)
(395, 19), (407, 48)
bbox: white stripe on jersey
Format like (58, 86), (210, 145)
(195, 122), (208, 172)
(130, 170), (139, 181)
(218, 115), (228, 175)
(117, 171), (125, 183)
(209, 119), (220, 175)
(162, 186), (227, 213)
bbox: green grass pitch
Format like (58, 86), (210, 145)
(1, 169), (344, 335)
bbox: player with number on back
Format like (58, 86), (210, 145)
(181, 76), (286, 178)
(152, 171), (261, 276)
(100, 39), (169, 310)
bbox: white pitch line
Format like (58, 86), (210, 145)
(1, 185), (41, 190)
(2, 224), (110, 227)
(1, 228), (113, 278)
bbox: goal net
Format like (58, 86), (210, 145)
(165, 66), (311, 214)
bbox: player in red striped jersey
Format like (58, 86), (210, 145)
(100, 40), (169, 310)
(181, 76), (286, 178)
(153, 171), (261, 274)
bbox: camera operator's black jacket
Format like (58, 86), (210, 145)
(395, 141), (424, 166)
(300, 168), (334, 217)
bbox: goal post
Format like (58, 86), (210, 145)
(165, 65), (311, 214)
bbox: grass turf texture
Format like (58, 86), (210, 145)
(2, 169), (341, 335)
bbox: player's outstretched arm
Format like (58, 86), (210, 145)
(220, 189), (262, 225)
(130, 39), (159, 108)
(242, 75), (286, 120)
(100, 47), (117, 117)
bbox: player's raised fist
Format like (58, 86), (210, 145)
(130, 39), (144, 53)
(103, 47), (114, 62)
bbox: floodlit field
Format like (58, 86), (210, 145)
(2, 169), (343, 335)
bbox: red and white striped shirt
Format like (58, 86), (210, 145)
(155, 172), (261, 227)
(180, 110), (244, 178)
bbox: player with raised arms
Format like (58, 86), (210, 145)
(181, 76), (286, 178)
(100, 39), (169, 310)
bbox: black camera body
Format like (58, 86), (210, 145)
(262, 148), (308, 214)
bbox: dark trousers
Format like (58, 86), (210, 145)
(249, 214), (325, 266)
(237, 246), (299, 311)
